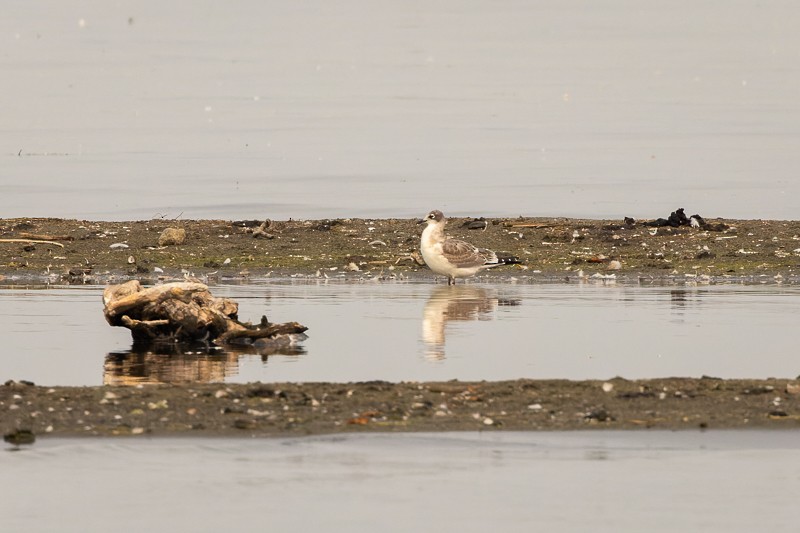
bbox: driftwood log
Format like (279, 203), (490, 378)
(102, 281), (307, 347)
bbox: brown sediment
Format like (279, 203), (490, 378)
(0, 216), (798, 282)
(1, 216), (800, 439)
(2, 378), (800, 438)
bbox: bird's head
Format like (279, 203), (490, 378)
(418, 209), (445, 226)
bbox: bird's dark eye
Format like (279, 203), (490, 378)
(429, 213), (434, 219)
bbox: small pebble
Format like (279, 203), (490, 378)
(233, 419), (257, 430)
(3, 429), (35, 446)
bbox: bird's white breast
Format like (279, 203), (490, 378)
(420, 225), (453, 275)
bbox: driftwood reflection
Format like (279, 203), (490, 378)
(104, 335), (307, 385)
(422, 286), (520, 360)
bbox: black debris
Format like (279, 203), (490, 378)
(635, 208), (730, 231)
(462, 217), (488, 230)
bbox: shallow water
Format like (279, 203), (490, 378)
(2, 431), (800, 532)
(2, 1), (800, 220)
(1, 280), (799, 386)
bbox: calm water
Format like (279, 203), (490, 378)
(1, 280), (799, 386)
(2, 1), (800, 220)
(3, 431), (800, 532)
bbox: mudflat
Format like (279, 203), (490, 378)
(1, 215), (798, 282)
(3, 378), (800, 437)
(2, 216), (799, 438)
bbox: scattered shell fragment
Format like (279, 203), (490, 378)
(109, 243), (129, 250)
(602, 382), (614, 393)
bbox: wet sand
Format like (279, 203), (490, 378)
(2, 216), (800, 438)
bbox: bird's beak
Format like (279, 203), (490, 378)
(416, 218), (426, 225)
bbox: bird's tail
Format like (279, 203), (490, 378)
(479, 248), (523, 267)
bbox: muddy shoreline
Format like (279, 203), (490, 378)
(2, 216), (800, 439)
(4, 378), (800, 439)
(1, 216), (799, 284)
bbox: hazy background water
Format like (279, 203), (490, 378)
(2, 1), (799, 221)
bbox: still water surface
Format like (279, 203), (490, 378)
(1, 280), (798, 386)
(2, 431), (800, 532)
(2, 1), (800, 220)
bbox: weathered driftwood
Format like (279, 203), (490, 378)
(102, 280), (307, 346)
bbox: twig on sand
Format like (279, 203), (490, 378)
(0, 238), (65, 248)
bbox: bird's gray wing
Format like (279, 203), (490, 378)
(441, 239), (494, 268)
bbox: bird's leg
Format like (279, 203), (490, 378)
(448, 276), (455, 285)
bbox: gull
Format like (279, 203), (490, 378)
(418, 209), (520, 285)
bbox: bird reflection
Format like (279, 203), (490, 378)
(422, 285), (519, 360)
(669, 289), (703, 323)
(103, 334), (307, 385)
